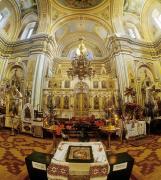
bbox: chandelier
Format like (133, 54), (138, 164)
(67, 38), (95, 81)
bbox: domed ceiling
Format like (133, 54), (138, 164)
(55, 0), (104, 9)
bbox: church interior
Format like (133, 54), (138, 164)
(0, 0), (161, 179)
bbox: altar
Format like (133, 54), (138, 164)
(47, 141), (110, 180)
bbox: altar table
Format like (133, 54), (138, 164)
(47, 142), (110, 180)
(125, 120), (146, 139)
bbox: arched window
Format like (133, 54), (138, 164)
(20, 21), (37, 40)
(128, 28), (136, 39)
(0, 8), (10, 29)
(125, 23), (141, 39)
(16, 0), (33, 9)
(152, 9), (161, 29)
(0, 13), (3, 22)
(69, 48), (94, 60)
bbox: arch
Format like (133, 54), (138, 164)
(18, 11), (38, 40)
(4, 63), (26, 94)
(111, 0), (124, 35)
(21, 103), (34, 121)
(137, 65), (154, 81)
(5, 62), (26, 80)
(123, 13), (142, 39)
(57, 32), (105, 58)
(136, 63), (156, 81)
(50, 14), (112, 40)
(0, 0), (21, 41)
(141, 0), (161, 42)
(20, 21), (37, 40)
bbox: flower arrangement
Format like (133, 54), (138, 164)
(124, 102), (143, 119)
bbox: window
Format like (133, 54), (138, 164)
(69, 49), (94, 60)
(0, 13), (3, 22)
(152, 9), (161, 29)
(64, 80), (70, 88)
(26, 27), (34, 39)
(159, 14), (161, 22)
(20, 21), (36, 40)
(128, 28), (136, 39)
(0, 8), (10, 28)
(101, 80), (107, 88)
(93, 81), (98, 88)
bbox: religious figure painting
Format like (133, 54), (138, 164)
(66, 146), (94, 163)
(55, 96), (61, 108)
(25, 107), (31, 118)
(83, 94), (88, 110)
(9, 102), (18, 116)
(64, 96), (69, 109)
(64, 80), (70, 88)
(94, 96), (99, 109)
(101, 80), (107, 88)
(93, 81), (98, 88)
(47, 93), (54, 109)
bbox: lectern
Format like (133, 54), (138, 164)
(25, 151), (52, 180)
(107, 152), (134, 180)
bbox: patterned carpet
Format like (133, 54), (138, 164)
(1, 130), (161, 180)
(111, 135), (161, 180)
(0, 130), (53, 180)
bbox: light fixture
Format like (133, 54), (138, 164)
(67, 37), (95, 81)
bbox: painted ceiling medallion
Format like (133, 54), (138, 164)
(57, 0), (104, 9)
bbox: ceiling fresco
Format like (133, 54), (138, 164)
(56, 0), (104, 9)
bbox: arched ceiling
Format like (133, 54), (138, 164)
(0, 0), (21, 41)
(52, 16), (110, 58)
(54, 0), (104, 9)
(0, 0), (161, 55)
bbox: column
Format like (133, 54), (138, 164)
(31, 54), (46, 109)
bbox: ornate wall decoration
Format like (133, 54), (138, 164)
(56, 0), (104, 9)
(64, 95), (69, 109)
(94, 96), (99, 109)
(55, 96), (61, 108)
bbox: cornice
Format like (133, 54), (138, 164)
(0, 34), (57, 59)
(105, 35), (161, 62)
(0, 33), (160, 62)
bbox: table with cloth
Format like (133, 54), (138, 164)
(47, 141), (110, 180)
(125, 120), (146, 139)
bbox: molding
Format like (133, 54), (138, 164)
(105, 35), (161, 62)
(0, 33), (160, 63)
(0, 34), (57, 59)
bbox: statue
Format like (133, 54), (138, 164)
(144, 83), (155, 120)
(25, 88), (31, 104)
(7, 85), (23, 116)
(94, 96), (99, 109)
(5, 85), (23, 134)
(25, 107), (31, 118)
(64, 96), (69, 109)
(47, 92), (54, 112)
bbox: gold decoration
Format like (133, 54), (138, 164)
(67, 37), (95, 81)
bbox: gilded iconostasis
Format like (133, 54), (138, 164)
(0, 0), (161, 132)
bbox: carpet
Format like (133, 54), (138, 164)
(1, 130), (161, 180)
(0, 130), (53, 180)
(129, 136), (154, 147)
(111, 135), (161, 180)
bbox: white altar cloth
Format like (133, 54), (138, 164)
(125, 120), (146, 139)
(47, 141), (110, 180)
